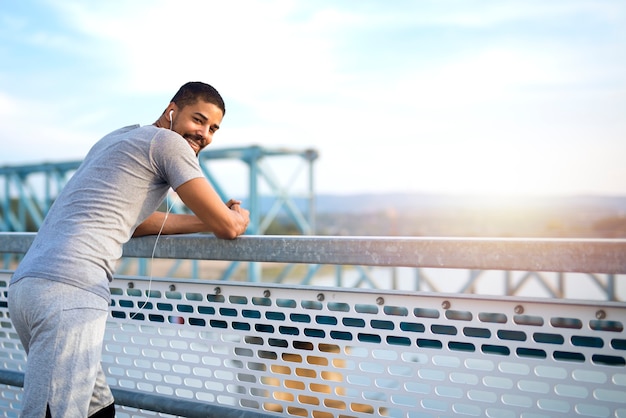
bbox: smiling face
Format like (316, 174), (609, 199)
(169, 100), (224, 155)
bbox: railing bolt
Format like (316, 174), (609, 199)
(128, 282), (134, 289)
(596, 310), (606, 320)
(169, 285), (176, 291)
(441, 300), (450, 310)
(317, 293), (325, 302)
(376, 297), (385, 305)
(263, 290), (271, 298)
(514, 305), (524, 314)
(214, 287), (221, 295)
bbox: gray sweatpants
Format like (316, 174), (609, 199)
(8, 277), (114, 417)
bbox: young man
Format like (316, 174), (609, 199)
(8, 82), (249, 417)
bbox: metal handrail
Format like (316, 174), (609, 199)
(1, 232), (625, 274)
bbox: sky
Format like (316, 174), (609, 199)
(0, 0), (625, 198)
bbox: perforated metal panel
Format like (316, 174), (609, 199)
(2, 273), (626, 417)
(0, 274), (25, 418)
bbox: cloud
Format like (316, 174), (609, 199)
(1, 0), (624, 196)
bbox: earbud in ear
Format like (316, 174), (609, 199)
(169, 110), (174, 120)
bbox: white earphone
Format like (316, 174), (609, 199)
(169, 110), (174, 130)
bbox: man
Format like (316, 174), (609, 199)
(8, 82), (249, 417)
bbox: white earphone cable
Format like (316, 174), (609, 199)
(109, 193), (174, 328)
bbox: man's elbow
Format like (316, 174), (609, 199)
(214, 229), (239, 240)
(212, 223), (243, 240)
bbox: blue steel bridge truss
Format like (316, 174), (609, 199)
(0, 146), (319, 281)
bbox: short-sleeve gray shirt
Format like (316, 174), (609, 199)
(11, 125), (204, 302)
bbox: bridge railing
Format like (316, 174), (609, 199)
(1, 233), (626, 417)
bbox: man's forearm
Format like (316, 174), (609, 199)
(132, 212), (206, 237)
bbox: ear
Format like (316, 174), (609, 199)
(165, 103), (179, 121)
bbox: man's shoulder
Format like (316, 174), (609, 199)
(107, 124), (142, 137)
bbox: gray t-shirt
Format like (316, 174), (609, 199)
(11, 124), (204, 302)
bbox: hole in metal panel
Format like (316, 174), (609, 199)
(478, 312), (507, 323)
(207, 294), (224, 303)
(185, 292), (201, 301)
(242, 309), (260, 318)
(304, 328), (325, 338)
(266, 311), (285, 321)
(590, 320), (624, 332)
(414, 307), (439, 319)
(343, 317), (365, 328)
(533, 332), (564, 345)
(282, 353), (302, 363)
(400, 322), (425, 333)
(138, 301), (153, 310)
(321, 370), (342, 382)
(571, 335), (603, 348)
(497, 330), (526, 341)
(209, 320), (227, 329)
(290, 313), (311, 323)
(449, 341), (476, 352)
(232, 321), (249, 331)
(481, 344), (510, 356)
(119, 300), (133, 308)
(307, 355), (328, 366)
(514, 315), (544, 326)
(277, 298), (296, 308)
(258, 350), (277, 360)
(330, 331), (352, 341)
(219, 307), (237, 317)
(251, 297), (271, 306)
(255, 324), (274, 333)
(148, 314), (165, 322)
(319, 343), (340, 354)
(301, 300), (323, 310)
(550, 317), (583, 329)
(553, 351), (585, 363)
(372, 349), (397, 361)
(269, 338), (288, 347)
(157, 303), (173, 311)
(384, 306), (408, 316)
(432, 324), (457, 335)
(358, 333), (381, 344)
(166, 291), (182, 300)
(293, 341), (313, 351)
(464, 327), (491, 339)
(229, 295), (248, 305)
(371, 320), (394, 330)
(279, 326), (299, 336)
(176, 304), (192, 313)
(315, 315), (337, 326)
(387, 336), (411, 346)
(328, 302), (350, 312)
(417, 339), (443, 349)
(245, 336), (263, 345)
(127, 288), (141, 297)
(355, 304), (378, 314)
(591, 354), (626, 366)
(611, 339), (626, 350)
(198, 305), (215, 315)
(445, 310), (472, 321)
(516, 347), (547, 359)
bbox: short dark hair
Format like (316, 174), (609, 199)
(171, 82), (226, 116)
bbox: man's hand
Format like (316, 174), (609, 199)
(174, 178), (250, 239)
(226, 198), (242, 209)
